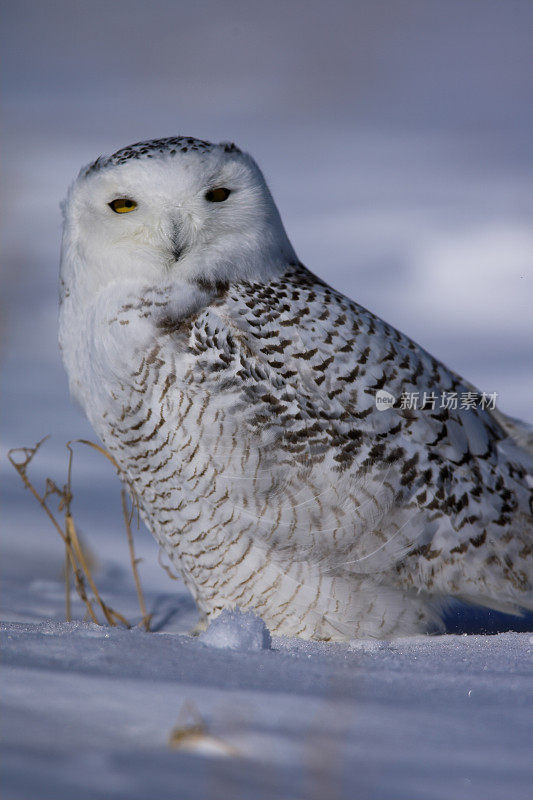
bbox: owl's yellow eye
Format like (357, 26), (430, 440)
(205, 187), (231, 202)
(108, 198), (137, 214)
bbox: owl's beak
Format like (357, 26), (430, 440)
(169, 220), (184, 262)
(171, 242), (183, 262)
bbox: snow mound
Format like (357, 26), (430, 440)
(200, 608), (272, 651)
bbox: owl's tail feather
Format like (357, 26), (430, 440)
(457, 594), (527, 617)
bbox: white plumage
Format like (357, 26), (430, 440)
(59, 137), (533, 640)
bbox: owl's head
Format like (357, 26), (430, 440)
(60, 137), (296, 304)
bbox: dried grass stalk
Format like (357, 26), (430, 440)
(168, 701), (239, 757)
(121, 488), (151, 631)
(8, 437), (150, 630)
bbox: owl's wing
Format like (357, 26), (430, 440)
(180, 264), (533, 592)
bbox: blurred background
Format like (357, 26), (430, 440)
(1, 0), (532, 622)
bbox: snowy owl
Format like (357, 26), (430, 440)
(59, 136), (533, 640)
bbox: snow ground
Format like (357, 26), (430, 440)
(2, 615), (533, 800)
(2, 2), (533, 798)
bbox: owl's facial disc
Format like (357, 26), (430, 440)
(96, 168), (240, 270)
(62, 138), (297, 301)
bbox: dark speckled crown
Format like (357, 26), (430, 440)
(82, 136), (242, 177)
